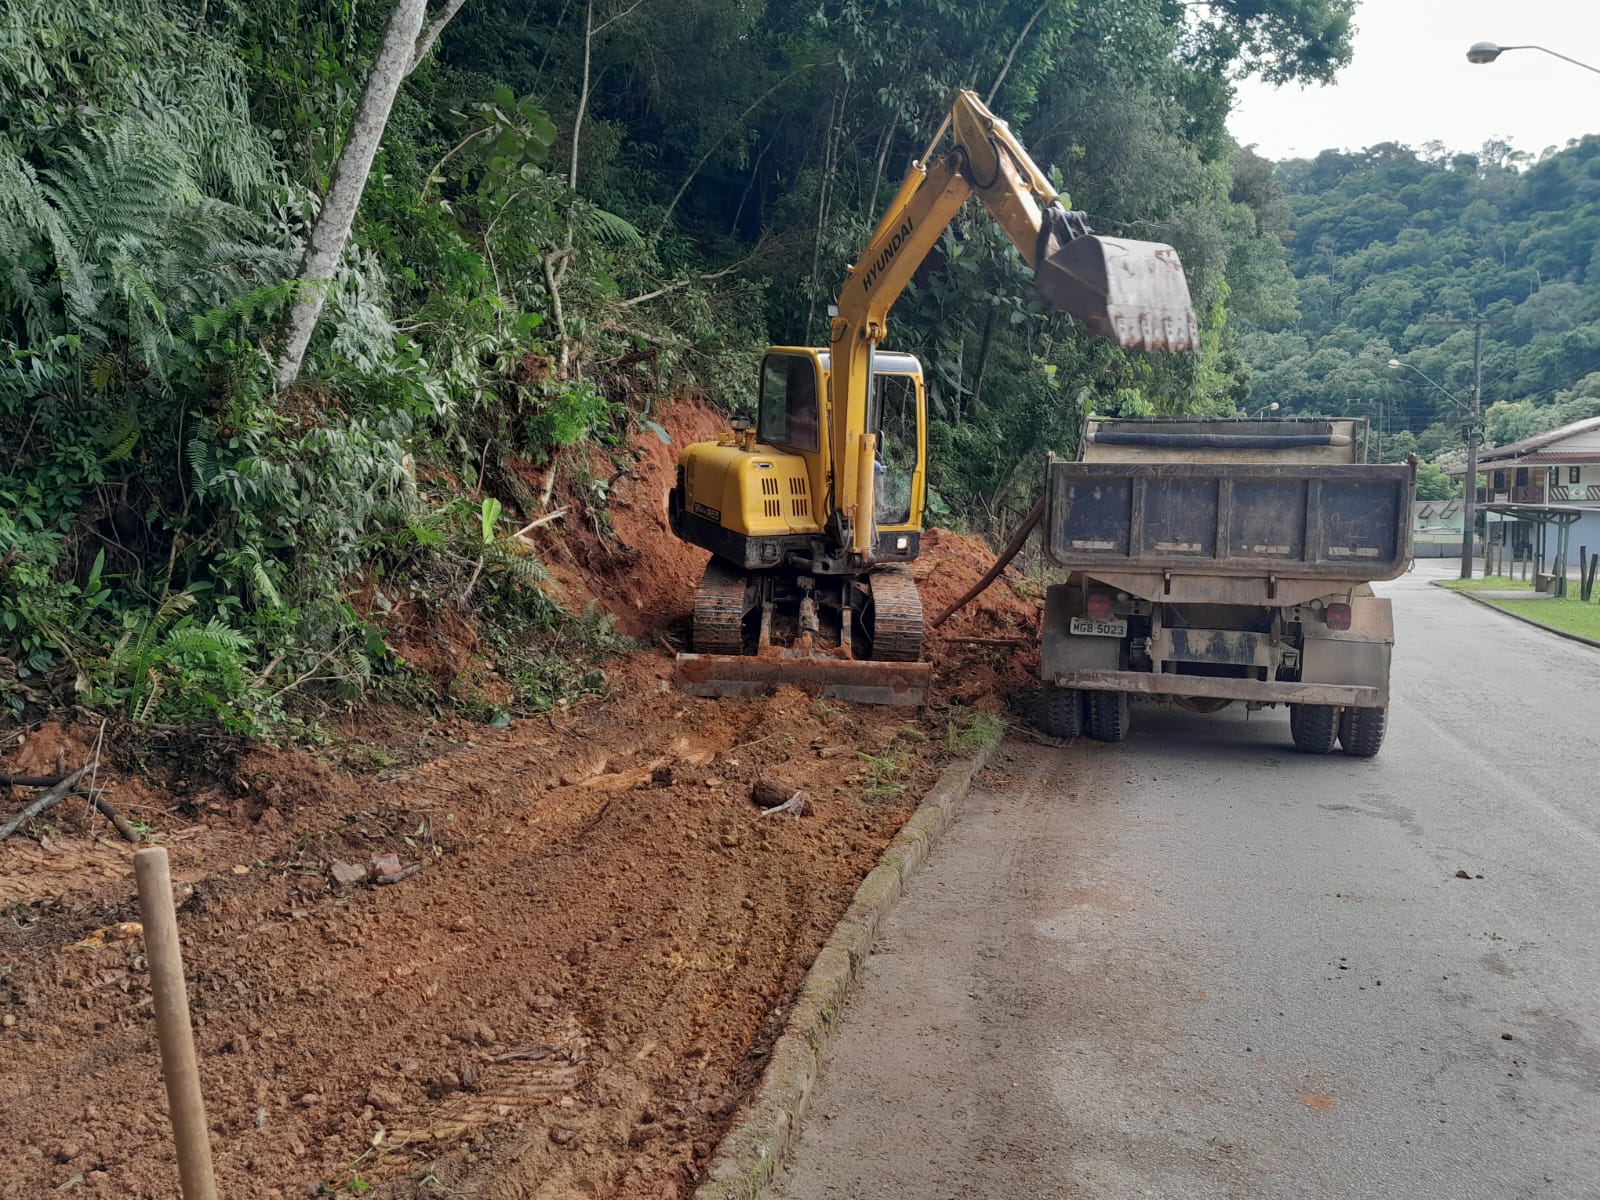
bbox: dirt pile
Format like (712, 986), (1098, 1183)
(0, 396), (1044, 1199)
(521, 395), (729, 639)
(0, 667), (952, 1199)
(914, 527), (1042, 706)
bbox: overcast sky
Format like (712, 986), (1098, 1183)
(1228, 0), (1600, 162)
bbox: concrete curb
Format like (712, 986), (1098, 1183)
(1433, 581), (1600, 651)
(692, 730), (1007, 1200)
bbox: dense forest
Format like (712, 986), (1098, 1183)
(3, 0), (1357, 726)
(1238, 135), (1600, 497)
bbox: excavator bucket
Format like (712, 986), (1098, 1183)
(1034, 209), (1198, 352)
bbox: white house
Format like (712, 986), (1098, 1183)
(1411, 498), (1464, 558)
(1452, 415), (1600, 570)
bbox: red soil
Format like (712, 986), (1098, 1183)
(0, 396), (1039, 1200)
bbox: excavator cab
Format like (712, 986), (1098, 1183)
(677, 347), (928, 569)
(866, 362), (925, 528)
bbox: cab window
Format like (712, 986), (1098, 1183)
(871, 372), (920, 525)
(757, 354), (820, 452)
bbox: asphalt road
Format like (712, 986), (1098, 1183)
(772, 565), (1600, 1200)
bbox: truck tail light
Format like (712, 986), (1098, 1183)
(1325, 602), (1352, 631)
(1086, 592), (1112, 620)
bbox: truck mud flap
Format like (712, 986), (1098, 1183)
(674, 653), (930, 707)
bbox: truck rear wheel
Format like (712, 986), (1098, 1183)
(1038, 685), (1082, 738)
(1086, 690), (1130, 743)
(1289, 704), (1339, 754)
(1338, 706), (1387, 758)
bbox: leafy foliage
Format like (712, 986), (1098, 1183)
(0, 0), (1337, 727)
(1239, 137), (1600, 469)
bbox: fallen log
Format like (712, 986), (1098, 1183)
(0, 772), (68, 788)
(0, 763), (97, 842)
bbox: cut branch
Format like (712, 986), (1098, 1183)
(618, 242), (767, 309)
(0, 764), (97, 842)
(0, 773), (67, 788)
(510, 507), (570, 539)
(930, 496), (1045, 628)
(75, 788), (141, 843)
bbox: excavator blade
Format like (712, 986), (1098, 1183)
(1035, 226), (1198, 352)
(674, 653), (931, 707)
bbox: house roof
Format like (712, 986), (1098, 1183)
(1517, 451), (1599, 464)
(1412, 499), (1461, 519)
(1477, 416), (1600, 464)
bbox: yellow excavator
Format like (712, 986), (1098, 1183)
(668, 90), (1198, 705)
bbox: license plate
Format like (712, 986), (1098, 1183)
(1070, 617), (1127, 638)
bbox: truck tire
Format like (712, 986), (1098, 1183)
(1289, 704), (1339, 755)
(1338, 706), (1387, 758)
(1038, 685), (1082, 738)
(1086, 690), (1130, 743)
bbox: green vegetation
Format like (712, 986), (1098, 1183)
(944, 707), (1006, 755)
(1, 0), (1353, 729)
(857, 750), (909, 802)
(1491, 598), (1600, 641)
(1237, 138), (1600, 466)
(1437, 575), (1535, 593)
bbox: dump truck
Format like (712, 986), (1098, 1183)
(668, 90), (1196, 707)
(1035, 416), (1415, 756)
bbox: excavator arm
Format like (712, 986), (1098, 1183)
(829, 89), (1197, 556)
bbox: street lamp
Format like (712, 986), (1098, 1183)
(1387, 356), (1482, 580)
(1253, 402), (1280, 419)
(1466, 41), (1600, 75)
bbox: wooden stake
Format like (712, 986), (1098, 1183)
(134, 847), (219, 1200)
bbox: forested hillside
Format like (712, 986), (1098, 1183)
(1, 0), (1351, 725)
(1239, 136), (1600, 493)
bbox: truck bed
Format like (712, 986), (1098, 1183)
(1045, 460), (1414, 580)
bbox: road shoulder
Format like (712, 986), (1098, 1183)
(692, 727), (1007, 1200)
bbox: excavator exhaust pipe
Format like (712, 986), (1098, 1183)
(1034, 208), (1198, 352)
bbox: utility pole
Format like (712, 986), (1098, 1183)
(1416, 317), (1488, 579)
(1461, 321), (1484, 580)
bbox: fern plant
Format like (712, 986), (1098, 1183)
(99, 593), (261, 729)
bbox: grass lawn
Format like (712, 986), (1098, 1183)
(1438, 575), (1535, 593)
(1492, 598), (1600, 641)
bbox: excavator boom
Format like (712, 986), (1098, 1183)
(830, 90), (1198, 533)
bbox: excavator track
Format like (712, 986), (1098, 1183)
(864, 565), (924, 662)
(691, 560), (750, 655)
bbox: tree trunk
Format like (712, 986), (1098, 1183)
(277, 0), (444, 388)
(968, 305), (999, 419)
